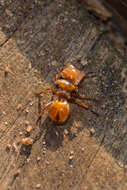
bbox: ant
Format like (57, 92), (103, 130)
(36, 64), (98, 125)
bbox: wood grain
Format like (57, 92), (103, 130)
(0, 0), (127, 189)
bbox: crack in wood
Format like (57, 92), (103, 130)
(79, 126), (106, 186)
(0, 5), (34, 48)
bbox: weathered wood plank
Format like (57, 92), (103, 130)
(0, 0), (127, 189)
(0, 0), (34, 46)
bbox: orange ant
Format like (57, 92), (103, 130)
(36, 64), (98, 125)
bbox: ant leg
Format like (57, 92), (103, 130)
(71, 92), (97, 102)
(35, 88), (70, 100)
(70, 98), (88, 109)
(71, 92), (91, 100)
(56, 73), (62, 80)
(36, 102), (52, 125)
(35, 88), (58, 97)
(70, 98), (99, 117)
(85, 72), (96, 78)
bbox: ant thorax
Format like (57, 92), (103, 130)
(55, 79), (77, 92)
(56, 89), (71, 101)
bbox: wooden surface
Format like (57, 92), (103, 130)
(80, 0), (127, 46)
(103, 0), (127, 40)
(0, 0), (127, 189)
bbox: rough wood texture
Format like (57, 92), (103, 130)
(81, 0), (127, 46)
(0, 0), (127, 190)
(103, 0), (127, 40)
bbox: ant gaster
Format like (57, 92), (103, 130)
(36, 64), (98, 125)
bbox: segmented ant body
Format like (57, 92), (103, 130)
(36, 64), (97, 125)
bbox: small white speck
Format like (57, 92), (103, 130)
(81, 59), (88, 66)
(71, 18), (77, 23)
(28, 63), (32, 69)
(51, 60), (57, 66)
(25, 121), (30, 125)
(25, 109), (29, 113)
(27, 158), (30, 163)
(70, 151), (74, 155)
(42, 141), (46, 145)
(29, 102), (34, 106)
(19, 132), (23, 136)
(36, 184), (41, 189)
(37, 157), (41, 161)
(69, 155), (74, 160)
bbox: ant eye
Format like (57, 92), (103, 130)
(58, 75), (63, 79)
(71, 89), (76, 93)
(56, 84), (59, 88)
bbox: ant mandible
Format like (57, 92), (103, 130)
(36, 64), (98, 125)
